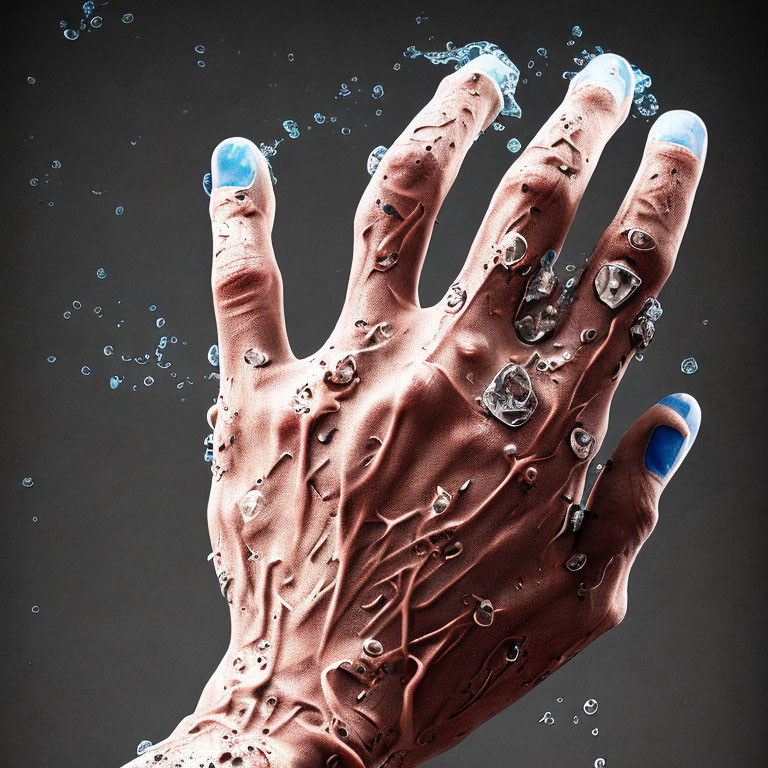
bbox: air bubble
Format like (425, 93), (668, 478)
(583, 698), (598, 715)
(136, 741), (153, 755)
(96, 267), (106, 279)
(208, 344), (219, 366)
(115, 205), (125, 215)
(144, 376), (154, 386)
(371, 84), (384, 99)
(122, 13), (134, 23)
(507, 138), (521, 153)
(681, 357), (698, 374)
(22, 477), (34, 488)
(81, 366), (91, 375)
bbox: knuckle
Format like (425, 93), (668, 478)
(212, 254), (277, 310)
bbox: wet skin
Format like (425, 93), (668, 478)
(121, 53), (705, 768)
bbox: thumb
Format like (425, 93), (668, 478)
(568, 394), (701, 601)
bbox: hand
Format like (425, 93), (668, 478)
(122, 52), (705, 768)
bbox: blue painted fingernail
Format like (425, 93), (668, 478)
(211, 137), (260, 189)
(644, 393), (701, 479)
(648, 110), (707, 159)
(462, 52), (521, 118)
(570, 53), (634, 104)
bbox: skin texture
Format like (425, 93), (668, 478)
(120, 55), (705, 768)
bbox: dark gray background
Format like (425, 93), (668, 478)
(2, 1), (766, 765)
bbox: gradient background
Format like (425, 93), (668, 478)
(2, 1), (766, 765)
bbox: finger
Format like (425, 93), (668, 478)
(343, 53), (514, 319)
(447, 54), (635, 326)
(209, 137), (293, 376)
(555, 111), (707, 388)
(567, 394), (701, 605)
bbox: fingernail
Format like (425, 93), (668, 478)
(462, 51), (520, 118)
(211, 137), (260, 189)
(570, 53), (634, 104)
(644, 393), (701, 479)
(648, 110), (707, 159)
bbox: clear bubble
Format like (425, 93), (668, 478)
(282, 120), (300, 139)
(47, 355), (56, 363)
(72, 300), (82, 309)
(144, 376), (154, 386)
(122, 13), (134, 23)
(110, 375), (122, 390)
(63, 311), (71, 319)
(681, 357), (698, 375)
(314, 113), (326, 124)
(372, 84), (384, 99)
(207, 344), (219, 366)
(583, 698), (599, 715)
(30, 178), (39, 186)
(197, 60), (205, 68)
(393, 63), (401, 70)
(507, 138), (521, 153)
(90, 16), (102, 28)
(149, 304), (156, 311)
(31, 605), (40, 613)
(537, 47), (547, 56)
(64, 28), (79, 40)
(572, 25), (583, 37)
(103, 345), (114, 356)
(195, 44), (205, 53)
(341, 127), (351, 135)
(115, 205), (125, 215)
(592, 728), (599, 736)
(156, 317), (165, 328)
(22, 477), (34, 488)
(288, 52), (294, 61)
(594, 760), (605, 768)
(81, 366), (91, 375)
(28, 76), (36, 84)
(375, 109), (383, 116)
(96, 267), (106, 279)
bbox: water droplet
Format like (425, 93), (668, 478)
(96, 267), (107, 279)
(557, 697), (564, 703)
(207, 344), (219, 366)
(109, 375), (122, 390)
(27, 76), (36, 84)
(507, 137), (521, 153)
(592, 728), (599, 736)
(445, 282), (466, 312)
(371, 84), (384, 99)
(122, 13), (134, 23)
(572, 25), (583, 37)
(341, 127), (351, 135)
(144, 376), (154, 386)
(573, 715), (579, 724)
(63, 311), (71, 319)
(195, 44), (205, 53)
(31, 605), (40, 613)
(103, 345), (114, 356)
(325, 355), (357, 385)
(433, 486), (452, 514)
(115, 205), (125, 215)
(537, 47), (547, 56)
(314, 112), (326, 124)
(136, 741), (153, 755)
(239, 489), (265, 520)
(482, 363), (538, 428)
(565, 553), (587, 572)
(583, 698), (599, 715)
(498, 231), (527, 267)
(197, 60), (206, 68)
(570, 428), (595, 459)
(22, 477), (34, 488)
(363, 638), (384, 657)
(594, 263), (642, 308)
(627, 228), (656, 250)
(393, 63), (401, 70)
(51, 160), (61, 169)
(156, 317), (165, 328)
(47, 355), (56, 363)
(681, 357), (698, 375)
(473, 599), (494, 626)
(594, 759), (605, 767)
(367, 145), (387, 175)
(64, 28), (79, 40)
(282, 120), (300, 139)
(30, 177), (39, 186)
(81, 366), (91, 375)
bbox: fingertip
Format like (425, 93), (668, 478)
(644, 393), (701, 479)
(657, 392), (701, 441)
(569, 53), (635, 105)
(648, 110), (707, 160)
